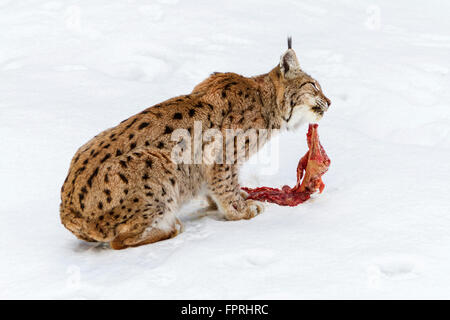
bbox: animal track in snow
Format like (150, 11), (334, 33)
(182, 220), (213, 241)
(370, 256), (421, 281)
(221, 248), (278, 268)
(244, 249), (278, 266)
(378, 261), (415, 278)
(96, 56), (168, 82)
(145, 270), (177, 287)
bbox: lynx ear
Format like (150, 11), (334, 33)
(280, 37), (300, 78)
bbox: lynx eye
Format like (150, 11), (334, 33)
(312, 83), (320, 91)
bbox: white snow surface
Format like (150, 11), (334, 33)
(1, 0), (450, 299)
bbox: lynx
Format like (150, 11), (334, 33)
(60, 38), (330, 249)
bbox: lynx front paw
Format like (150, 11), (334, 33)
(244, 199), (264, 219)
(224, 199), (264, 220)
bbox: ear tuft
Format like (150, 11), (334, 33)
(287, 36), (292, 49)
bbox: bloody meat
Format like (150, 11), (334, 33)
(242, 124), (330, 206)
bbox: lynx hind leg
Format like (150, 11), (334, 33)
(110, 210), (181, 250)
(110, 196), (182, 250)
(206, 164), (264, 221)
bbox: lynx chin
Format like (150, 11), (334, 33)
(60, 38), (331, 249)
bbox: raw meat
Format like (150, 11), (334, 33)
(242, 124), (330, 206)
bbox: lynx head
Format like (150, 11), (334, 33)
(273, 37), (331, 130)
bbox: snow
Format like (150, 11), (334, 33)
(1, 0), (449, 299)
